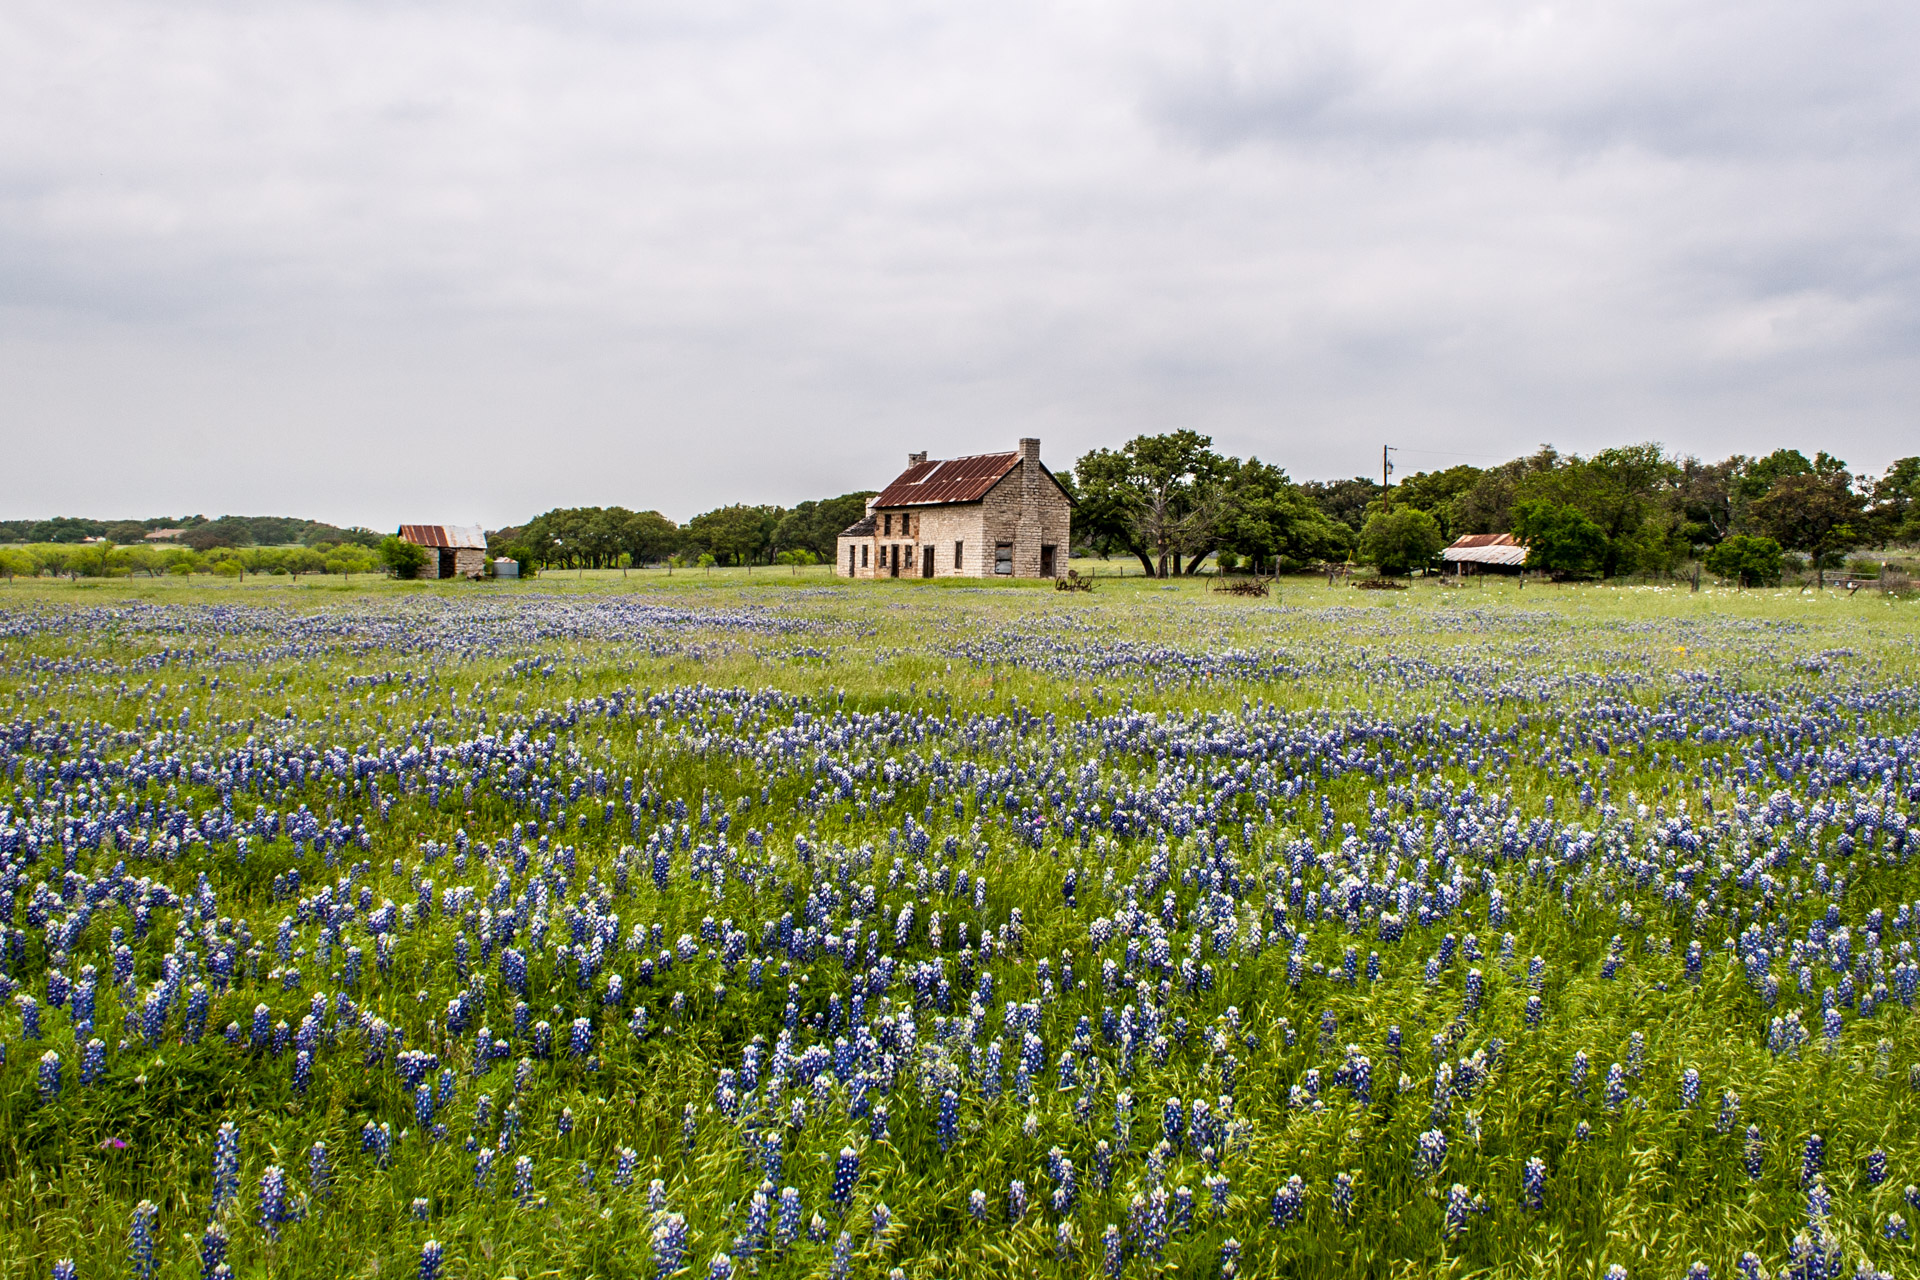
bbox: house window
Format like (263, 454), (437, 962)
(848, 546), (856, 576)
(883, 514), (892, 536)
(954, 541), (964, 569)
(861, 545), (869, 568)
(994, 543), (1013, 575)
(906, 544), (915, 568)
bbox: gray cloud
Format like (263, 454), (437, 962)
(2, 0), (1917, 528)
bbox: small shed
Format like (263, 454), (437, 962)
(1442, 532), (1528, 574)
(399, 524), (488, 579)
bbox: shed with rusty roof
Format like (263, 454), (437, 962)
(1442, 532), (1528, 573)
(837, 439), (1073, 580)
(399, 524), (489, 580)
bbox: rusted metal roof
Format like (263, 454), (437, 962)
(873, 452), (1021, 508)
(1442, 532), (1528, 565)
(399, 524), (487, 550)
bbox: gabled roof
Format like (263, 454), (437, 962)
(873, 452), (1022, 508)
(399, 524), (487, 550)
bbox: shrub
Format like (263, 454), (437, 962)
(380, 536), (430, 580)
(1704, 536), (1784, 587)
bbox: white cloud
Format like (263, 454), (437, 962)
(1, 0), (1917, 526)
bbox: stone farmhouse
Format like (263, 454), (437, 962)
(398, 524), (489, 579)
(837, 438), (1073, 579)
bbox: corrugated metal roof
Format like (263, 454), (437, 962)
(873, 452), (1021, 508)
(399, 524), (488, 549)
(1442, 533), (1528, 565)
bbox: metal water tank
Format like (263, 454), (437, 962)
(493, 558), (520, 579)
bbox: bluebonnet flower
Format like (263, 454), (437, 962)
(199, 1223), (228, 1280)
(1526, 995), (1544, 1027)
(830, 1147), (859, 1210)
(1887, 1213), (1910, 1242)
(1101, 1225), (1123, 1279)
(475, 1147), (495, 1192)
(615, 1147), (637, 1189)
(308, 1142), (330, 1205)
(411, 1197), (431, 1221)
(1868, 1150), (1888, 1186)
(651, 1213), (688, 1277)
(212, 1121), (240, 1214)
(1684, 1263), (1709, 1280)
(776, 1187), (801, 1250)
(968, 1188), (986, 1221)
(1717, 1091), (1740, 1135)
(258, 1166), (287, 1239)
(1679, 1069), (1700, 1110)
(1745, 1126), (1764, 1181)
(52, 1261), (76, 1280)
(80, 1038), (106, 1087)
(707, 1253), (734, 1280)
(1570, 1051), (1589, 1096)
(513, 1154), (534, 1205)
(1162, 1096), (1183, 1150)
(1801, 1133), (1824, 1187)
(38, 1050), (62, 1103)
(1444, 1184), (1471, 1238)
(1523, 1157), (1546, 1210)
(1220, 1237), (1242, 1280)
(829, 1232), (853, 1280)
(419, 1241), (443, 1280)
(129, 1199), (157, 1279)
(1415, 1129), (1447, 1179)
(1270, 1174), (1304, 1227)
(938, 1089), (958, 1152)
(1605, 1063), (1627, 1112)
(1806, 1177), (1831, 1225)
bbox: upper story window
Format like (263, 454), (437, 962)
(883, 513), (892, 536)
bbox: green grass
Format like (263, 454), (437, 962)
(1, 571), (1918, 1279)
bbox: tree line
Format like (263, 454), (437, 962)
(1070, 435), (1920, 584)
(0, 513), (383, 550)
(0, 540), (384, 582)
(491, 494), (877, 570)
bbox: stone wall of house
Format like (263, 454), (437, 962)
(974, 448), (1071, 578)
(837, 443), (1071, 579)
(453, 548), (487, 578)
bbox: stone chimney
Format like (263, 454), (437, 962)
(908, 451), (928, 468)
(1018, 437), (1042, 558)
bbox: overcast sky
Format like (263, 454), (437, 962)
(4, 0), (1917, 529)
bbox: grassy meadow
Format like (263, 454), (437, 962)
(3, 568), (1919, 1279)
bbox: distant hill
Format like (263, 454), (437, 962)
(0, 514), (383, 549)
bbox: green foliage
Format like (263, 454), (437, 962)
(1750, 471), (1867, 585)
(379, 536), (430, 579)
(684, 504), (781, 566)
(1218, 459), (1353, 572)
(1356, 506), (1443, 574)
(1510, 499), (1609, 579)
(1299, 477), (1383, 535)
(1703, 534), (1784, 587)
(772, 493), (877, 561)
(1385, 465), (1483, 542)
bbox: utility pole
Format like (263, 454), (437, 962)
(1381, 446), (1395, 509)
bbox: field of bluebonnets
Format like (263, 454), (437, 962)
(3, 568), (1920, 1280)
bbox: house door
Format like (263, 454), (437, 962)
(889, 546), (899, 578)
(1040, 545), (1056, 577)
(922, 547), (934, 578)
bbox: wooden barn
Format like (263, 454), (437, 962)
(399, 524), (489, 579)
(837, 439), (1073, 579)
